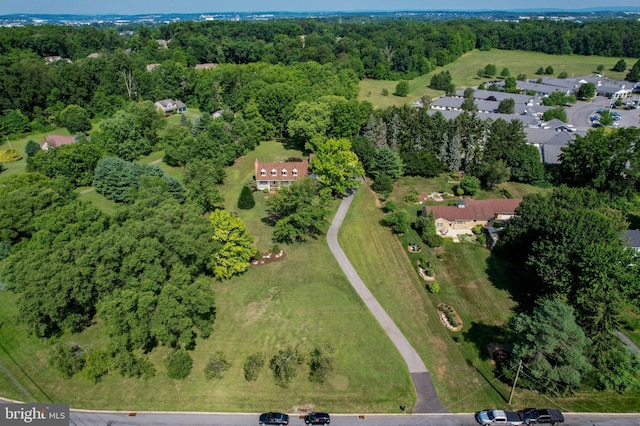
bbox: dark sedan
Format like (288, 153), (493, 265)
(304, 412), (331, 425)
(259, 412), (289, 425)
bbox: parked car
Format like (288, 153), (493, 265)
(475, 409), (523, 425)
(518, 408), (564, 425)
(259, 412), (289, 425)
(304, 412), (331, 425)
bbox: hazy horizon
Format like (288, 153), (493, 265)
(2, 0), (640, 16)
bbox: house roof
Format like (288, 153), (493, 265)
(455, 89), (537, 105)
(622, 230), (640, 248)
(255, 158), (310, 182)
(423, 198), (522, 223)
(41, 134), (74, 148)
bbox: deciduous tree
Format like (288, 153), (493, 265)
(310, 138), (364, 196)
(209, 209), (254, 280)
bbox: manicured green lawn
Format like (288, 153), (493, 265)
(0, 131), (57, 177)
(76, 189), (119, 215)
(338, 181), (640, 412)
(0, 239), (413, 412)
(359, 49), (635, 109)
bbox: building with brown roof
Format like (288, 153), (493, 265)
(421, 198), (522, 237)
(41, 134), (75, 151)
(254, 158), (311, 192)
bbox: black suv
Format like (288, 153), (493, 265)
(519, 408), (564, 425)
(304, 412), (331, 425)
(259, 412), (289, 425)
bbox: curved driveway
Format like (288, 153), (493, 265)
(326, 192), (447, 413)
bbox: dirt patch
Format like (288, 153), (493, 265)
(251, 250), (286, 266)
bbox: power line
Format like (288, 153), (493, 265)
(444, 362), (520, 412)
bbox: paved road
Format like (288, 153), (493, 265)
(63, 410), (640, 426)
(326, 192), (447, 413)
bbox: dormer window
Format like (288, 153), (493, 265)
(292, 169), (298, 176)
(260, 169), (266, 176)
(281, 169), (287, 176)
(271, 169), (277, 176)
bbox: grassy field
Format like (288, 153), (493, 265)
(359, 49), (636, 109)
(0, 140), (413, 412)
(338, 184), (535, 411)
(0, 239), (413, 412)
(339, 176), (640, 412)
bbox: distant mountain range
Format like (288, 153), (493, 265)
(1, 8), (639, 26)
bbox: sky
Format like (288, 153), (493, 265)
(2, 0), (640, 15)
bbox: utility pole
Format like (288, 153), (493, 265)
(508, 359), (523, 405)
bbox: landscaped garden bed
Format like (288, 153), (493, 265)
(437, 303), (463, 332)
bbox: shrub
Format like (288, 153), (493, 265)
(384, 200), (398, 212)
(472, 225), (483, 235)
(371, 174), (393, 194)
(83, 349), (111, 384)
(165, 349), (193, 379)
(427, 280), (440, 294)
(243, 352), (265, 382)
(308, 347), (333, 384)
(269, 346), (303, 388)
(394, 81), (410, 97)
(404, 192), (419, 204)
(458, 234), (474, 243)
(476, 233), (487, 246)
(459, 175), (480, 196)
(500, 188), (514, 199)
(272, 244), (280, 253)
(385, 210), (410, 234)
(0, 149), (22, 163)
(204, 351), (231, 380)
(424, 234), (443, 248)
(48, 343), (86, 378)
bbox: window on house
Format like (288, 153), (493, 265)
(455, 220), (465, 225)
(281, 169), (287, 176)
(292, 169), (298, 176)
(271, 169), (277, 176)
(260, 169), (266, 176)
(436, 223), (443, 227)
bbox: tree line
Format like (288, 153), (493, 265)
(3, 16), (640, 137)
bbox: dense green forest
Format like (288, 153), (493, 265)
(2, 17), (640, 137)
(0, 16), (640, 397)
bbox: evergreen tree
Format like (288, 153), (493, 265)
(25, 140), (41, 157)
(612, 59), (627, 72)
(237, 185), (255, 210)
(627, 59), (640, 82)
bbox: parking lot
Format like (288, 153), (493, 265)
(565, 95), (640, 132)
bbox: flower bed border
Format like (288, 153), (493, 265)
(437, 303), (463, 332)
